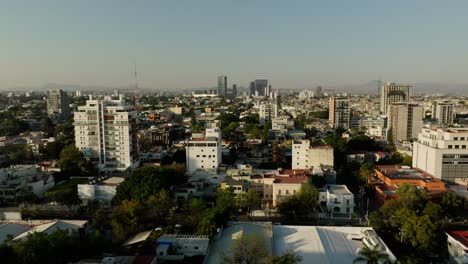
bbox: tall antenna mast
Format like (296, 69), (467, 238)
(133, 63), (140, 111)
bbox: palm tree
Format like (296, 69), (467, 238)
(353, 242), (390, 264)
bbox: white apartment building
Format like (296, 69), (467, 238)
(319, 185), (354, 214)
(186, 127), (222, 173)
(413, 128), (468, 184)
(360, 116), (388, 138)
(432, 100), (455, 125)
(272, 116), (294, 131)
(46, 89), (71, 120)
(77, 177), (124, 205)
(259, 100), (279, 125)
(388, 103), (423, 141)
(292, 140), (334, 170)
(74, 95), (139, 173)
(329, 97), (350, 130)
(380, 82), (411, 114)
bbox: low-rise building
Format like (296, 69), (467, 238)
(156, 234), (210, 261)
(446, 231), (468, 264)
(186, 128), (222, 173)
(319, 185), (354, 214)
(77, 177), (124, 205)
(0, 165), (54, 201)
(372, 165), (446, 204)
(292, 140), (334, 170)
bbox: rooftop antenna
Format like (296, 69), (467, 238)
(133, 63), (140, 111)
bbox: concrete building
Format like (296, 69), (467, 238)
(388, 103), (423, 141)
(380, 82), (411, 114)
(0, 165), (54, 201)
(319, 185), (354, 214)
(372, 165), (446, 204)
(273, 226), (397, 264)
(259, 100), (278, 125)
(77, 177), (124, 205)
(156, 234), (209, 261)
(186, 127), (222, 173)
(74, 95), (139, 173)
(413, 128), (468, 184)
(272, 116), (294, 131)
(217, 75), (227, 97)
(46, 89), (71, 120)
(329, 97), (350, 130)
(292, 140), (334, 170)
(432, 100), (455, 125)
(360, 116), (388, 139)
(446, 231), (468, 264)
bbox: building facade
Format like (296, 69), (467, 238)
(259, 100), (278, 125)
(388, 103), (423, 141)
(292, 140), (334, 170)
(186, 127), (222, 173)
(318, 185), (354, 214)
(329, 97), (350, 130)
(74, 95), (139, 173)
(46, 89), (71, 120)
(380, 82), (411, 114)
(413, 128), (468, 184)
(217, 75), (227, 97)
(432, 100), (455, 125)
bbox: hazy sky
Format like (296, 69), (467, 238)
(1, 0), (467, 90)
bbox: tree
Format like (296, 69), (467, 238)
(222, 234), (270, 264)
(41, 117), (55, 138)
(113, 164), (185, 204)
(353, 242), (389, 264)
(440, 192), (462, 216)
(173, 149), (186, 163)
(57, 145), (95, 176)
(396, 183), (427, 211)
(242, 189), (261, 216)
(111, 200), (144, 242)
(147, 190), (176, 225)
(271, 251), (303, 264)
(278, 184), (318, 219)
(422, 201), (442, 220)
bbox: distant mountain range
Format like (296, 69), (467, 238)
(2, 81), (467, 96)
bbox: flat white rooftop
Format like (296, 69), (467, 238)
(273, 225), (396, 264)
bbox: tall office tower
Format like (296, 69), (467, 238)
(254, 79), (268, 96)
(232, 84), (237, 98)
(186, 127), (222, 173)
(413, 127), (468, 183)
(265, 85), (272, 98)
(249, 82), (256, 96)
(259, 100), (279, 125)
(315, 86), (323, 98)
(74, 95), (139, 173)
(432, 100), (455, 125)
(388, 103), (423, 142)
(217, 75), (227, 97)
(329, 97), (350, 130)
(47, 89), (71, 120)
(380, 82), (411, 114)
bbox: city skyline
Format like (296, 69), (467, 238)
(1, 1), (468, 90)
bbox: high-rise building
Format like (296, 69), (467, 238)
(186, 128), (222, 173)
(380, 82), (411, 114)
(232, 84), (237, 99)
(432, 100), (455, 125)
(47, 89), (71, 120)
(329, 97), (350, 130)
(315, 86), (323, 98)
(412, 127), (468, 183)
(265, 85), (272, 98)
(74, 95), (139, 173)
(249, 82), (256, 96)
(254, 79), (268, 97)
(259, 100), (279, 125)
(217, 75), (227, 97)
(388, 103), (423, 142)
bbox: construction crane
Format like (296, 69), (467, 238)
(133, 63), (141, 112)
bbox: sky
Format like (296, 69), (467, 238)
(1, 0), (468, 90)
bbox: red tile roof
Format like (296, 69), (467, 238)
(448, 231), (468, 248)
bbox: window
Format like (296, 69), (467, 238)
(448, 145), (453, 149)
(455, 145), (460, 149)
(194, 246), (199, 250)
(454, 137), (458, 140)
(278, 190), (281, 195)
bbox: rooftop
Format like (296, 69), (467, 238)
(448, 231), (468, 249)
(375, 165), (439, 182)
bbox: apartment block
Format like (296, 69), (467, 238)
(380, 82), (411, 114)
(46, 89), (71, 120)
(329, 97), (350, 130)
(292, 140), (334, 170)
(186, 127), (222, 173)
(259, 100), (278, 125)
(388, 103), (423, 141)
(74, 95), (139, 173)
(432, 100), (455, 125)
(413, 128), (468, 184)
